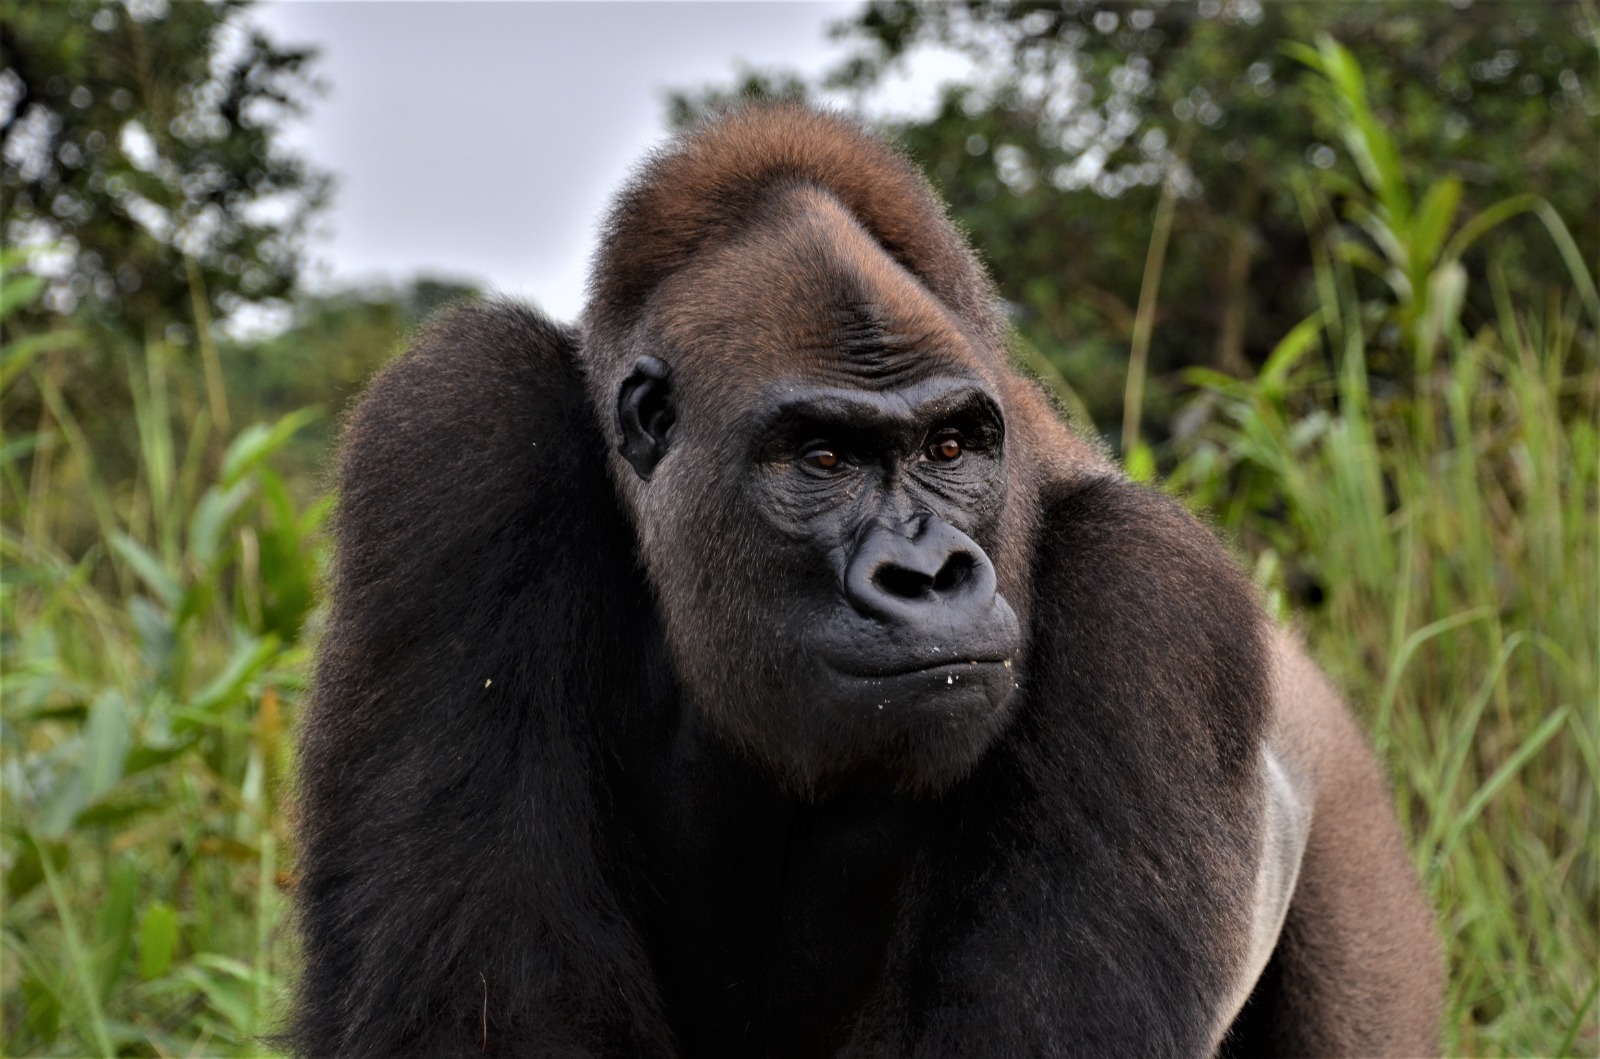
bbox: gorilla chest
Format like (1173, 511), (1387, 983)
(622, 747), (933, 1057)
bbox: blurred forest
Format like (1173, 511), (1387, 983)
(2, 0), (1596, 1055)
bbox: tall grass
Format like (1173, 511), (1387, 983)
(2, 266), (321, 1055)
(1165, 37), (1598, 1056)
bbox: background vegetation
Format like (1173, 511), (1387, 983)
(3, 1), (1596, 1055)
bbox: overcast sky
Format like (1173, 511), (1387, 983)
(249, 2), (963, 322)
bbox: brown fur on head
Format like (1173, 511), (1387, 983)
(580, 104), (1105, 518)
(580, 104), (1008, 411)
(578, 105), (1046, 795)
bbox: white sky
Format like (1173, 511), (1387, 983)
(250, 1), (970, 322)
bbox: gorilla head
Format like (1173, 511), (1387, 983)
(583, 113), (1038, 794)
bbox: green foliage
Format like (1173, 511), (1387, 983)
(2, 263), (317, 1055)
(1, 0), (336, 565)
(0, 0), (330, 328)
(1287, 33), (1600, 372)
(1166, 43), (1598, 1055)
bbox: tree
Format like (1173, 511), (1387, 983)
(0, 0), (329, 333)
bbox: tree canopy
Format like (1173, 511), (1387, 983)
(1, 0), (328, 332)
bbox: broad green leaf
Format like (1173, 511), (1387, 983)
(1411, 177), (1463, 278)
(1342, 201), (1406, 271)
(74, 798), (164, 828)
(220, 407), (318, 488)
(82, 689), (131, 802)
(181, 954), (260, 1035)
(299, 491), (336, 538)
(1, 429), (42, 463)
(96, 860), (139, 998)
(1, 329), (82, 389)
(37, 689), (131, 837)
(1124, 442), (1156, 483)
(1332, 239), (1388, 279)
(124, 736), (198, 776)
(181, 636), (280, 723)
(1312, 34), (1409, 226)
(0, 272), (45, 318)
(1418, 261), (1467, 358)
(188, 480), (252, 570)
(258, 466), (301, 535)
(138, 902), (179, 981)
(1182, 367), (1245, 394)
(1260, 313), (1325, 392)
(109, 533), (181, 610)
(129, 594), (175, 679)
(1316, 34), (1365, 105)
(1280, 41), (1323, 72)
(35, 773), (88, 841)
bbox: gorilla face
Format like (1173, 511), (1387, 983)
(614, 186), (1024, 796)
(746, 374), (1020, 702)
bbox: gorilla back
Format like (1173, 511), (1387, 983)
(292, 104), (1442, 1058)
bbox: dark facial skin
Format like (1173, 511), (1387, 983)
(606, 181), (1040, 1046)
(617, 359), (1022, 796)
(748, 375), (1020, 699)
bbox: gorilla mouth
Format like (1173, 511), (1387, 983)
(806, 593), (1023, 688)
(834, 654), (1014, 680)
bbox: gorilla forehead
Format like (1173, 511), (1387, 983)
(650, 183), (993, 398)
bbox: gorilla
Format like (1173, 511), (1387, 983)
(290, 104), (1441, 1057)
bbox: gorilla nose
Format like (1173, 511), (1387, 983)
(845, 517), (999, 625)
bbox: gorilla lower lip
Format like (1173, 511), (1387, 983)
(843, 657), (1010, 680)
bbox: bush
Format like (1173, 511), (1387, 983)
(3, 253), (320, 1055)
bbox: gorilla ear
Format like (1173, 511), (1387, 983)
(616, 356), (675, 481)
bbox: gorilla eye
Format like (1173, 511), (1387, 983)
(928, 435), (963, 462)
(803, 448), (842, 471)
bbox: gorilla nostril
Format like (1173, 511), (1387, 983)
(932, 553), (976, 594)
(874, 564), (934, 600)
(848, 519), (995, 617)
(872, 553), (977, 602)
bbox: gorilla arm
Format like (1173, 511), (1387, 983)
(1218, 632), (1444, 1055)
(849, 473), (1434, 1057)
(289, 304), (672, 1058)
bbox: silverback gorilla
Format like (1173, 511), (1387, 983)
(291, 105), (1442, 1057)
